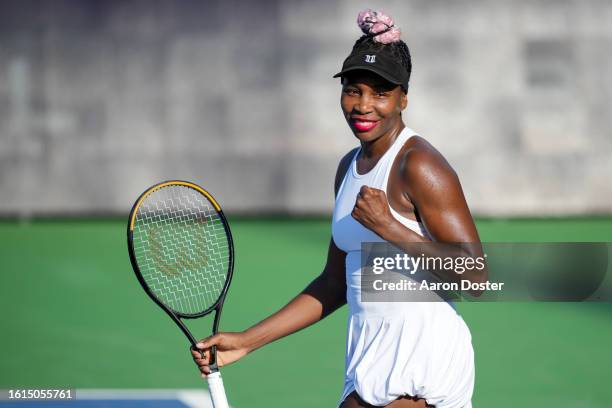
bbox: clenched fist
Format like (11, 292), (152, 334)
(351, 185), (395, 236)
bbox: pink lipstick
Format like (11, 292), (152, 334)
(351, 118), (379, 132)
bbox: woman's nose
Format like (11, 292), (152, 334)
(356, 95), (373, 114)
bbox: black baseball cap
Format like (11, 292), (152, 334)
(333, 49), (409, 91)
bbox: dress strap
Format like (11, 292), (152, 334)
(336, 147), (362, 200)
(382, 127), (416, 191)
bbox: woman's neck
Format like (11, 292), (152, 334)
(360, 121), (405, 159)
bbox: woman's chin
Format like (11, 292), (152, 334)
(351, 128), (382, 142)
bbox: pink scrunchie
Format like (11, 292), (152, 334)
(357, 9), (401, 44)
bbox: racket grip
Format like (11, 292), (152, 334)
(207, 371), (230, 408)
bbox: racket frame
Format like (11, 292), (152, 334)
(127, 180), (235, 371)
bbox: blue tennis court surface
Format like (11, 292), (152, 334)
(0, 401), (190, 407)
(0, 390), (217, 408)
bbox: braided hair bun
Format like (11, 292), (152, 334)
(357, 9), (402, 44)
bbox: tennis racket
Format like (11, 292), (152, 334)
(127, 180), (234, 408)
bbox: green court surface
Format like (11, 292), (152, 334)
(1, 218), (611, 407)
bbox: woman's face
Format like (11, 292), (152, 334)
(341, 71), (407, 143)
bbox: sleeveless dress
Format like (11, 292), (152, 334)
(332, 127), (475, 408)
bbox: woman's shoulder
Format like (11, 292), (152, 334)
(400, 134), (458, 183)
(334, 147), (360, 195)
(403, 134), (439, 156)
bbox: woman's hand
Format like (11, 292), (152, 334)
(351, 185), (396, 236)
(190, 332), (250, 377)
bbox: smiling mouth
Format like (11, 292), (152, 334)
(351, 119), (379, 132)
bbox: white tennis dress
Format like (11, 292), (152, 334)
(332, 127), (474, 408)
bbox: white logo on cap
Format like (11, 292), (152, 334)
(365, 55), (376, 63)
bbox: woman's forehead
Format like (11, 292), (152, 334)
(342, 71), (398, 90)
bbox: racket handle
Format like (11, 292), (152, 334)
(206, 371), (229, 408)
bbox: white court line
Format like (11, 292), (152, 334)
(76, 389), (228, 408)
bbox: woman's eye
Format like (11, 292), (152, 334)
(375, 91), (389, 97)
(344, 88), (359, 95)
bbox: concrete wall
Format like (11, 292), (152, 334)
(1, 0), (611, 216)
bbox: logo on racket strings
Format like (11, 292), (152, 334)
(148, 225), (208, 277)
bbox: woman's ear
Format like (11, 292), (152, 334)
(400, 92), (408, 111)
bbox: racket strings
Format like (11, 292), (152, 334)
(132, 185), (230, 315)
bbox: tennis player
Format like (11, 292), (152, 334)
(192, 9), (485, 408)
